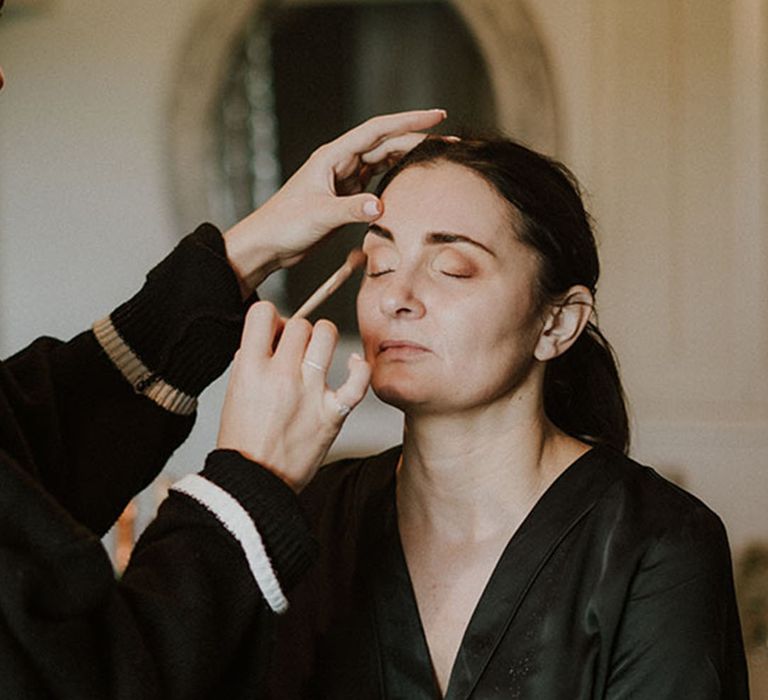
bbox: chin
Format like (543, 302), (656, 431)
(370, 363), (459, 413)
(371, 381), (420, 411)
(371, 374), (432, 411)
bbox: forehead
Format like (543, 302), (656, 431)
(378, 162), (514, 243)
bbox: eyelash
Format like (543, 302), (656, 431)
(366, 269), (470, 279)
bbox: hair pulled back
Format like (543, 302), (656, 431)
(376, 136), (629, 453)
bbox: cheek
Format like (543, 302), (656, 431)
(355, 286), (378, 352)
(441, 299), (541, 373)
(430, 306), (476, 364)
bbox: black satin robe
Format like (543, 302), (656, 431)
(264, 446), (748, 699)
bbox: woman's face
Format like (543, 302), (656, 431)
(357, 161), (546, 415)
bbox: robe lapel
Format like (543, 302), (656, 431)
(444, 447), (620, 700)
(358, 446), (620, 700)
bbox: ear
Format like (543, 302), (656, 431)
(534, 286), (594, 362)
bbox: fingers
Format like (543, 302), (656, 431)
(331, 353), (371, 419)
(240, 302), (283, 360)
(274, 318), (367, 423)
(301, 320), (339, 383)
(281, 318), (369, 420)
(318, 193), (382, 231)
(273, 316), (312, 365)
(361, 132), (430, 168)
(328, 109), (447, 158)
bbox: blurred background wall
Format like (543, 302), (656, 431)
(1, 0), (767, 681)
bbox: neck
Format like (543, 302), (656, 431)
(397, 389), (588, 542)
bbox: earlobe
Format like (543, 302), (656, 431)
(534, 286), (594, 361)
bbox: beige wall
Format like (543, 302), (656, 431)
(1, 1), (766, 558)
(531, 0), (768, 553)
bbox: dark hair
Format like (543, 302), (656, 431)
(376, 136), (630, 453)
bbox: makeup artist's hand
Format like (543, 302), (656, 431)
(223, 109), (447, 297)
(217, 301), (371, 492)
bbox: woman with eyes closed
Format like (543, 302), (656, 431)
(252, 136), (748, 699)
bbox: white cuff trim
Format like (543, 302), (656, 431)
(171, 474), (288, 614)
(92, 316), (197, 416)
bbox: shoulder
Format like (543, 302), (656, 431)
(587, 447), (731, 566)
(595, 447), (723, 523)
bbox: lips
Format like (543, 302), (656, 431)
(377, 339), (431, 357)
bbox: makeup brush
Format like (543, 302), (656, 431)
(291, 249), (367, 319)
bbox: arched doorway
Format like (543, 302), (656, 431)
(168, 0), (558, 245)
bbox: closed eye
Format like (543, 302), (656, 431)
(366, 268), (394, 278)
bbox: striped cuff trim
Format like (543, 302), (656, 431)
(171, 474), (289, 614)
(92, 316), (197, 416)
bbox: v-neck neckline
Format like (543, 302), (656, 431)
(366, 444), (619, 700)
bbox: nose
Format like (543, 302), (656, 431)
(379, 273), (426, 319)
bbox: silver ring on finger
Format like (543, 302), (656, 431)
(302, 358), (325, 373)
(334, 400), (352, 418)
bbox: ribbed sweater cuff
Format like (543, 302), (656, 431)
(201, 450), (316, 593)
(108, 224), (257, 397)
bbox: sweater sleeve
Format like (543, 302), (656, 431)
(0, 446), (315, 700)
(101, 222), (257, 410)
(172, 449), (317, 609)
(0, 224), (254, 536)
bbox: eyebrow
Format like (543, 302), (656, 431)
(366, 224), (496, 257)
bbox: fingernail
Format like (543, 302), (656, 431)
(430, 108), (448, 118)
(351, 352), (362, 361)
(443, 135), (461, 143)
(363, 199), (381, 217)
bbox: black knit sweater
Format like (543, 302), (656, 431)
(0, 224), (314, 698)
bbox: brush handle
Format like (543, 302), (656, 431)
(291, 250), (366, 319)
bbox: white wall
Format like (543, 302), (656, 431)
(0, 0), (206, 347)
(1, 0), (766, 560)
